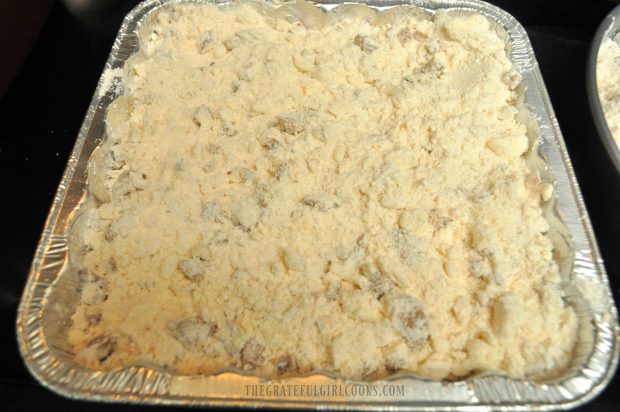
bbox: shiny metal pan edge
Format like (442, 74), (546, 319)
(16, 0), (620, 409)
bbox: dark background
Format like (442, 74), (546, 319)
(1, 0), (620, 410)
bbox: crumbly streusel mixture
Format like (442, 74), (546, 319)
(68, 0), (577, 380)
(597, 35), (620, 143)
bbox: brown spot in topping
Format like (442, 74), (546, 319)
(104, 225), (116, 242)
(397, 28), (413, 45)
(87, 336), (117, 363)
(354, 34), (378, 53)
(276, 354), (296, 373)
(170, 318), (217, 347)
(273, 162), (289, 180)
(80, 244), (94, 255)
(273, 113), (305, 135)
(263, 138), (281, 151)
(87, 313), (102, 326)
(241, 338), (265, 369)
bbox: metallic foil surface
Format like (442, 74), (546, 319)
(16, 1), (620, 409)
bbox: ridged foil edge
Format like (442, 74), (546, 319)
(16, 0), (620, 409)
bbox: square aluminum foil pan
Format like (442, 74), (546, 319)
(587, 3), (620, 175)
(16, 0), (620, 409)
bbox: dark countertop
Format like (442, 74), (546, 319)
(1, 0), (619, 410)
